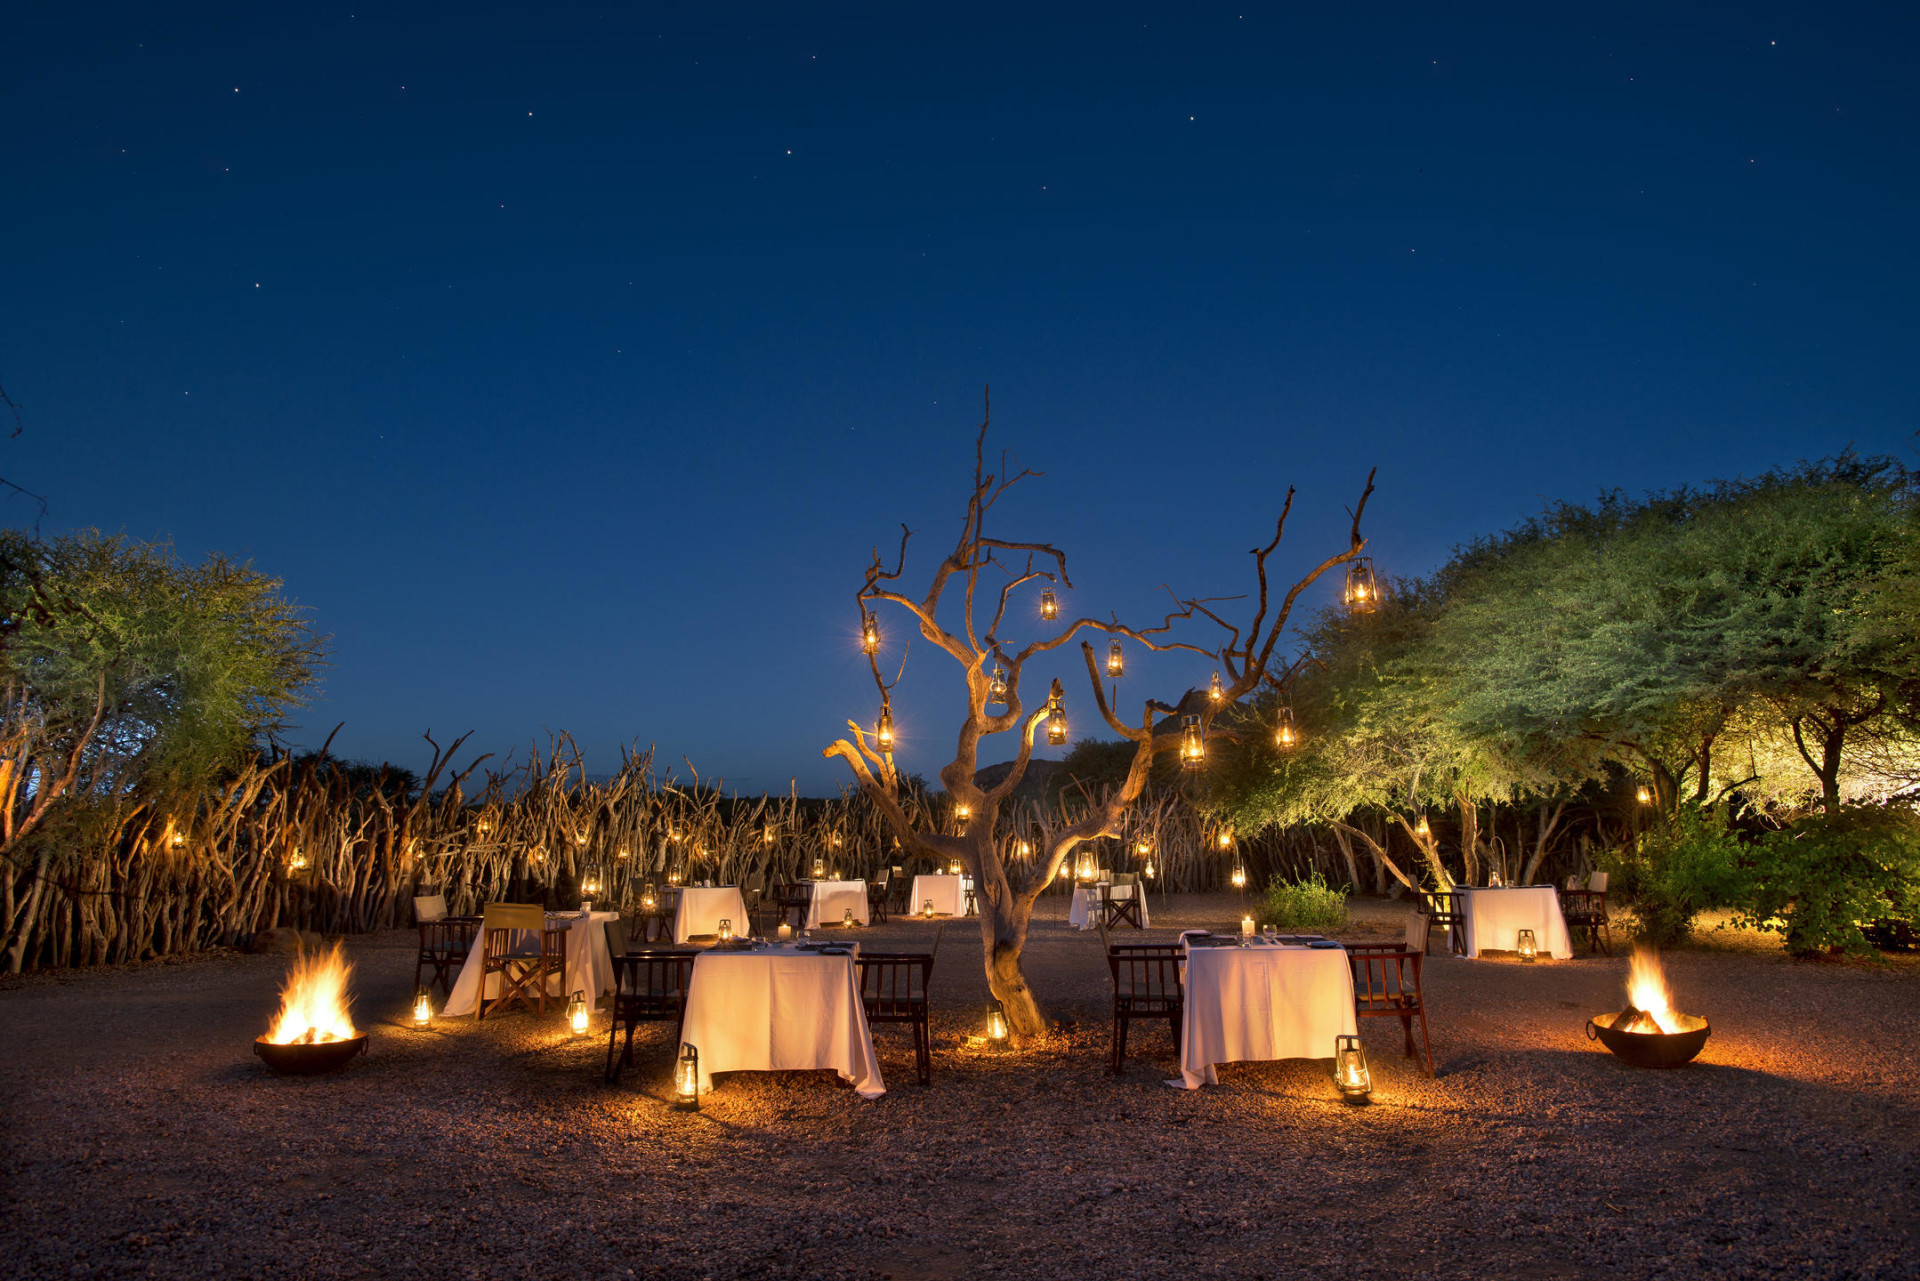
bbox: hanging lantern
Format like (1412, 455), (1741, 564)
(831, 832), (842, 848)
(1343, 558), (1380, 614)
(861, 611), (881, 655)
(1231, 863), (1247, 890)
(1180, 715), (1206, 771)
(876, 704), (895, 752)
(1039, 587), (1058, 621)
(1275, 706), (1299, 750)
(1635, 784), (1653, 806)
(987, 665), (1009, 703)
(575, 827), (590, 848)
(986, 999), (1010, 1048)
(616, 848), (629, 860)
(1143, 855), (1156, 880)
(288, 850), (309, 871)
(170, 830), (187, 849)
(1209, 671), (1224, 702)
(673, 1043), (701, 1111)
(813, 856), (825, 879)
(582, 871), (602, 897)
(1106, 638), (1124, 679)
(922, 898), (936, 918)
(476, 819), (492, 836)
(1334, 1034), (1372, 1104)
(842, 907), (856, 928)
(567, 990), (590, 1036)
(641, 884), (658, 912)
(1016, 839), (1032, 858)
(1517, 928), (1538, 962)
(1076, 850), (1097, 882)
(411, 986), (433, 1028)
(1046, 695), (1068, 746)
(1217, 828), (1234, 851)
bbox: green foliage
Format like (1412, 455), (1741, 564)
(1736, 805), (1920, 957)
(0, 529), (324, 787)
(1604, 807), (1749, 947)
(1254, 869), (1350, 933)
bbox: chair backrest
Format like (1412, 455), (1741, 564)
(891, 864), (905, 878)
(743, 872), (765, 894)
(871, 868), (889, 887)
(604, 916), (631, 958)
(1113, 872), (1135, 888)
(1350, 947), (1423, 1010)
(614, 950), (695, 1001)
(421, 917), (478, 953)
(483, 902), (545, 932)
(1404, 912), (1432, 952)
(857, 952), (933, 1011)
(1587, 871), (1609, 893)
(414, 893), (448, 923)
(1108, 946), (1182, 1000)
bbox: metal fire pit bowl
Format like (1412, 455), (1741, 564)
(253, 1033), (368, 1075)
(1586, 1011), (1710, 1068)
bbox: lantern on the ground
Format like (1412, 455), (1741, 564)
(1039, 588), (1058, 621)
(1275, 706), (1298, 750)
(813, 856), (825, 879)
(1635, 785), (1653, 805)
(922, 898), (936, 918)
(1046, 695), (1068, 746)
(843, 908), (855, 928)
(1209, 671), (1224, 702)
(567, 990), (589, 1036)
(412, 986), (432, 1028)
(986, 999), (1010, 1047)
(987, 665), (1009, 703)
(1106, 638), (1124, 679)
(1334, 1034), (1372, 1103)
(674, 1043), (701, 1111)
(641, 884), (658, 912)
(1231, 863), (1247, 889)
(876, 704), (895, 752)
(1344, 558), (1380, 614)
(1517, 928), (1538, 962)
(1180, 715), (1205, 771)
(717, 918), (734, 943)
(861, 612), (880, 655)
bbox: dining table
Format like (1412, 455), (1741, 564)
(672, 885), (749, 943)
(799, 878), (870, 930)
(441, 909), (621, 1017)
(908, 873), (966, 917)
(1170, 935), (1358, 1089)
(1067, 883), (1149, 930)
(1457, 885), (1574, 959)
(676, 940), (885, 1099)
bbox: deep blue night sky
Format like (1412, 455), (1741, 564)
(5, 4), (1916, 793)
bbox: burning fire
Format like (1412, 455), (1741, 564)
(1621, 944), (1680, 1035)
(264, 942), (359, 1045)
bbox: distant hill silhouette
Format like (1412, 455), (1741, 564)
(971, 757), (1061, 803)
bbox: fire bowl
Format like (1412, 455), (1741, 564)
(1585, 1011), (1710, 1068)
(253, 1033), (368, 1075)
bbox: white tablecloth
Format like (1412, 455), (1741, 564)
(1068, 884), (1149, 930)
(678, 944), (884, 1099)
(674, 886), (749, 943)
(1172, 941), (1358, 1089)
(802, 879), (870, 930)
(442, 910), (619, 1017)
(1460, 886), (1573, 959)
(909, 874), (965, 917)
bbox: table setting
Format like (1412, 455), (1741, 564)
(441, 908), (621, 1017)
(1456, 885), (1574, 959)
(672, 884), (750, 943)
(1169, 930), (1359, 1089)
(908, 872), (965, 917)
(1068, 882), (1150, 930)
(798, 878), (870, 929)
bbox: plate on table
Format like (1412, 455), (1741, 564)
(1308, 940), (1343, 949)
(1187, 936), (1240, 948)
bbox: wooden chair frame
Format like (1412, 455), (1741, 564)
(866, 873), (891, 925)
(1100, 879), (1144, 930)
(415, 916), (480, 998)
(775, 881), (813, 930)
(1106, 944), (1183, 1074)
(1559, 887), (1613, 955)
(1420, 890), (1467, 956)
(477, 906), (568, 1021)
(1344, 942), (1434, 1076)
(604, 949), (697, 1084)
(856, 951), (934, 1086)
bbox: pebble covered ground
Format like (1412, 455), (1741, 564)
(2, 893), (1915, 1280)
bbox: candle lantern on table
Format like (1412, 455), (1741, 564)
(813, 856), (825, 879)
(1334, 1034), (1372, 1104)
(777, 922), (792, 942)
(567, 990), (589, 1037)
(411, 986), (433, 1028)
(668, 869), (683, 887)
(1517, 928), (1538, 962)
(673, 1043), (701, 1111)
(717, 918), (733, 943)
(1241, 914), (1255, 939)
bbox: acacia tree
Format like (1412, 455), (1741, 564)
(823, 412), (1373, 1037)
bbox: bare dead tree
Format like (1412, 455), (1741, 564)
(824, 395), (1375, 1037)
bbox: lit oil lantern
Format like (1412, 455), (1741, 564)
(1517, 928), (1538, 962)
(1209, 671), (1223, 702)
(1180, 715), (1205, 771)
(1414, 815), (1431, 841)
(674, 1043), (701, 1111)
(567, 990), (589, 1036)
(1106, 638), (1124, 679)
(922, 899), (936, 919)
(1334, 1033), (1372, 1104)
(1275, 706), (1298, 750)
(1039, 587), (1058, 621)
(877, 704), (895, 752)
(668, 869), (683, 886)
(1635, 785), (1653, 805)
(861, 612), (881, 655)
(986, 999), (1010, 1048)
(412, 986), (432, 1028)
(842, 908), (855, 928)
(1046, 695), (1067, 746)
(717, 918), (734, 943)
(641, 884), (658, 912)
(1231, 864), (1247, 890)
(1344, 558), (1379, 614)
(1217, 828), (1234, 851)
(813, 856), (825, 879)
(948, 857), (963, 875)
(987, 665), (1009, 703)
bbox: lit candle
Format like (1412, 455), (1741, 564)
(778, 922), (792, 942)
(1241, 914), (1255, 938)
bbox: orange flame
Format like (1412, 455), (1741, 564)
(1626, 944), (1679, 1034)
(265, 942), (358, 1044)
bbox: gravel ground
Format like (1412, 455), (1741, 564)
(2, 893), (1916, 1281)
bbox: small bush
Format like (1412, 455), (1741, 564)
(1604, 807), (1748, 947)
(1256, 870), (1350, 933)
(1736, 805), (1920, 957)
